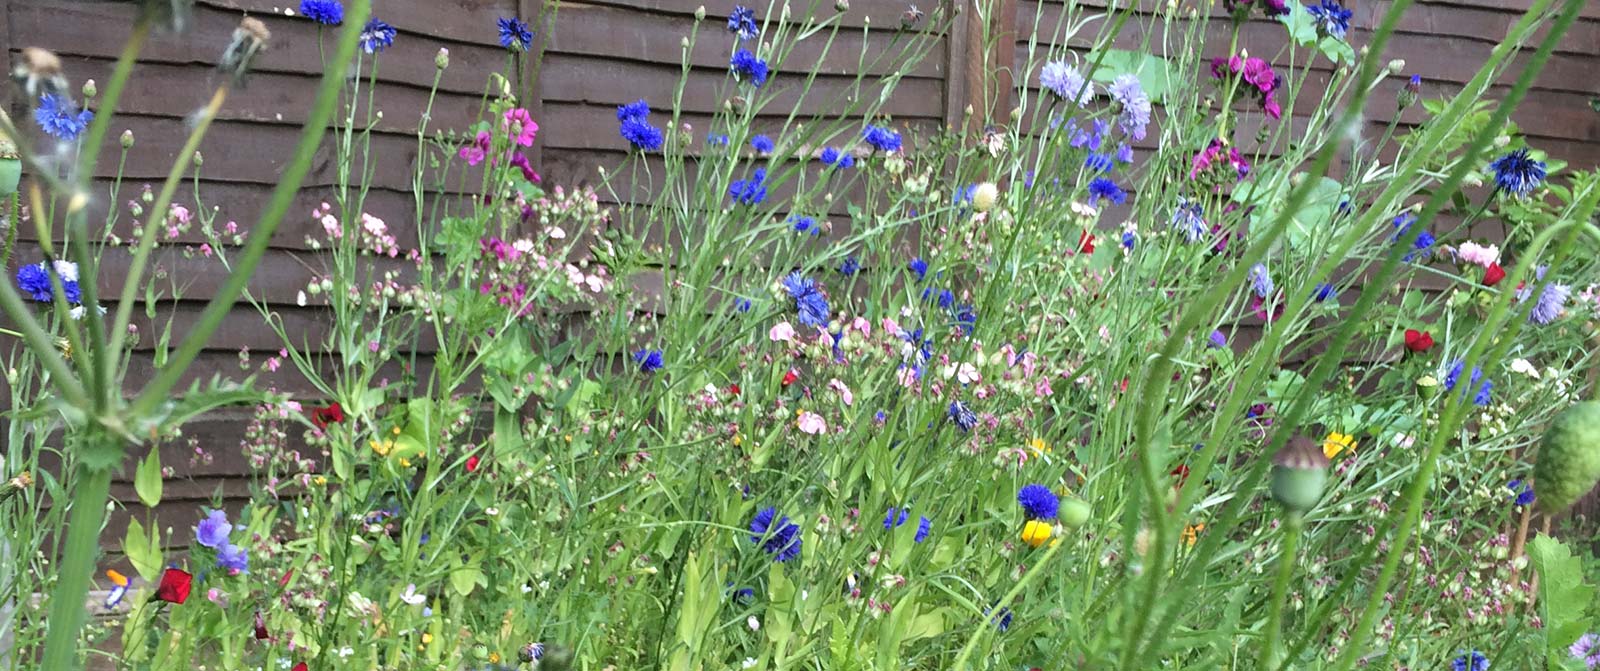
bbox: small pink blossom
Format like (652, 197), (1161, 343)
(896, 366), (919, 388)
(1457, 241), (1500, 267)
(458, 131), (492, 166)
(1034, 378), (1054, 397)
(797, 411), (827, 434)
(827, 378), (854, 406)
(769, 321), (797, 342)
(852, 317), (871, 336)
(956, 362), (981, 385)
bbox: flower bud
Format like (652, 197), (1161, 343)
(1059, 498), (1091, 527)
(835, 0), (850, 12)
(193, 151), (203, 166)
(435, 48), (450, 70)
(694, 5), (706, 20)
(1532, 401), (1600, 514)
(1398, 74), (1421, 109)
(81, 79), (97, 99)
(1386, 59), (1405, 75)
(120, 130), (135, 148)
(1270, 436), (1330, 514)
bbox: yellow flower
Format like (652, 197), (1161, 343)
(421, 632), (433, 645)
(370, 439), (392, 457)
(732, 433), (743, 447)
(398, 458), (412, 468)
(1021, 520), (1053, 548)
(1027, 437), (1051, 456)
(1322, 432), (1357, 460)
(488, 653), (501, 664)
(1182, 523), (1205, 548)
(313, 476), (327, 486)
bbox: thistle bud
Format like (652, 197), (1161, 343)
(81, 79), (97, 99)
(220, 17), (271, 84)
(1532, 401), (1600, 514)
(435, 48), (450, 70)
(120, 130), (135, 148)
(1270, 436), (1329, 514)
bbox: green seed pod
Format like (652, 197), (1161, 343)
(1270, 436), (1329, 514)
(1060, 498), (1091, 527)
(1533, 401), (1600, 514)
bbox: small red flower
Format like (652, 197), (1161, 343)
(726, 383), (741, 397)
(292, 664), (308, 671)
(308, 401), (344, 430)
(464, 455), (481, 473)
(154, 567), (192, 604)
(1077, 231), (1096, 254)
(1171, 464), (1191, 489)
(1402, 329), (1434, 353)
(781, 369), (799, 387)
(1483, 263), (1506, 287)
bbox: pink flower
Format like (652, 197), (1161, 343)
(896, 366), (919, 388)
(797, 411), (827, 434)
(1033, 378), (1054, 397)
(1457, 241), (1500, 267)
(956, 362), (981, 385)
(769, 321), (797, 342)
(827, 378), (854, 406)
(459, 131), (492, 166)
(509, 153), (541, 183)
(503, 108), (539, 147)
(851, 317), (871, 336)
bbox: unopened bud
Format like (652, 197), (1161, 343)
(835, 0), (849, 11)
(193, 151), (203, 166)
(120, 129), (134, 148)
(694, 5), (706, 20)
(1386, 59), (1405, 75)
(435, 48), (450, 70)
(81, 79), (97, 99)
(1270, 436), (1330, 513)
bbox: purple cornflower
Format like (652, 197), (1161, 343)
(1017, 484), (1059, 519)
(1489, 148), (1546, 198)
(948, 401), (978, 432)
(1248, 263), (1274, 298)
(1442, 360), (1492, 407)
(216, 544), (249, 574)
(359, 19), (397, 53)
(1570, 633), (1600, 669)
(730, 49), (769, 87)
(1107, 74), (1151, 140)
(1171, 199), (1207, 242)
(782, 272), (831, 328)
(1084, 152), (1115, 173)
(1507, 479), (1535, 507)
(1306, 0), (1353, 39)
(633, 348), (664, 373)
(1312, 283), (1337, 302)
(728, 6), (760, 41)
(1087, 177), (1125, 206)
(34, 94), (92, 141)
(1207, 330), (1228, 349)
(16, 262), (81, 303)
(497, 17), (534, 51)
(195, 510), (232, 549)
(1451, 650), (1489, 671)
(749, 507), (801, 562)
(1040, 61), (1093, 106)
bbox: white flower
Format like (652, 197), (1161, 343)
(747, 616), (760, 631)
(1510, 358), (1539, 377)
(971, 182), (999, 212)
(400, 583), (426, 606)
(52, 260), (79, 282)
(742, 659), (758, 669)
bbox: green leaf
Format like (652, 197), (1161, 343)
(1317, 35), (1356, 64)
(134, 449), (163, 508)
(123, 517), (162, 582)
(1530, 535), (1594, 669)
(449, 566), (485, 597)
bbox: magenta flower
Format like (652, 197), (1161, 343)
(503, 108), (538, 147)
(459, 131), (492, 166)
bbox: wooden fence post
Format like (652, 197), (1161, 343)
(960, 0), (1018, 137)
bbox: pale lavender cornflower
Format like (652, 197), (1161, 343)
(1569, 633), (1600, 669)
(1248, 263), (1274, 298)
(1516, 265), (1571, 325)
(1040, 61), (1093, 106)
(195, 509), (232, 549)
(1107, 74), (1151, 140)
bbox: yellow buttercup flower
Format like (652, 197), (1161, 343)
(488, 653), (501, 664)
(1021, 520), (1053, 548)
(1323, 432), (1357, 460)
(370, 439), (392, 457)
(1182, 523), (1205, 548)
(1027, 437), (1051, 456)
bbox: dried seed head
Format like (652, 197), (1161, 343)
(220, 17), (272, 84)
(13, 47), (67, 100)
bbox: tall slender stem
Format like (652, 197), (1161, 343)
(1261, 512), (1304, 670)
(37, 454), (113, 671)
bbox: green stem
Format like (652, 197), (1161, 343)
(1260, 512), (1304, 670)
(37, 459), (113, 671)
(130, 0), (373, 416)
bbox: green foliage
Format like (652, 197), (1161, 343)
(1530, 535), (1596, 669)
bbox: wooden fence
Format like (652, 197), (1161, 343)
(0, 0), (1596, 550)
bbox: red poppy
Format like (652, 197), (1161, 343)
(1402, 329), (1433, 353)
(464, 455), (481, 473)
(1077, 231), (1096, 254)
(781, 369), (799, 387)
(292, 664), (308, 671)
(1171, 464), (1191, 488)
(1483, 263), (1506, 287)
(726, 383), (741, 397)
(154, 567), (192, 604)
(308, 401), (344, 430)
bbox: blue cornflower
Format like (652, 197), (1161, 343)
(216, 544), (249, 574)
(1121, 231), (1137, 251)
(925, 288), (954, 308)
(729, 585), (756, 605)
(358, 19), (397, 53)
(1312, 283), (1337, 302)
(884, 508), (931, 543)
(1207, 330), (1228, 349)
(707, 134), (730, 147)
(1507, 479), (1535, 507)
(620, 118), (664, 151)
(1017, 484), (1059, 519)
(1516, 265), (1571, 325)
(749, 507), (801, 563)
(497, 16), (534, 51)
(194, 510), (232, 549)
(1171, 199), (1207, 242)
(735, 297), (752, 313)
(728, 6), (760, 41)
(299, 0), (343, 25)
(617, 99), (651, 122)
(1116, 143), (1135, 163)
(838, 256), (860, 276)
(1442, 360), (1492, 407)
(1087, 177), (1125, 206)
(908, 257), (928, 280)
(34, 94), (92, 141)
(948, 401), (978, 432)
(782, 271), (831, 328)
(730, 49), (769, 87)
(633, 348), (664, 373)
(1391, 212), (1434, 262)
(728, 168), (768, 206)
(16, 262), (80, 303)
(862, 124), (902, 153)
(952, 304), (977, 336)
(1452, 650), (1489, 671)
(1084, 152), (1114, 173)
(820, 147), (855, 169)
(989, 606), (1014, 632)
(1489, 148), (1546, 198)
(789, 215), (819, 235)
(1305, 0), (1353, 39)
(1068, 119), (1109, 150)
(750, 134), (775, 154)
(1248, 264), (1274, 298)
